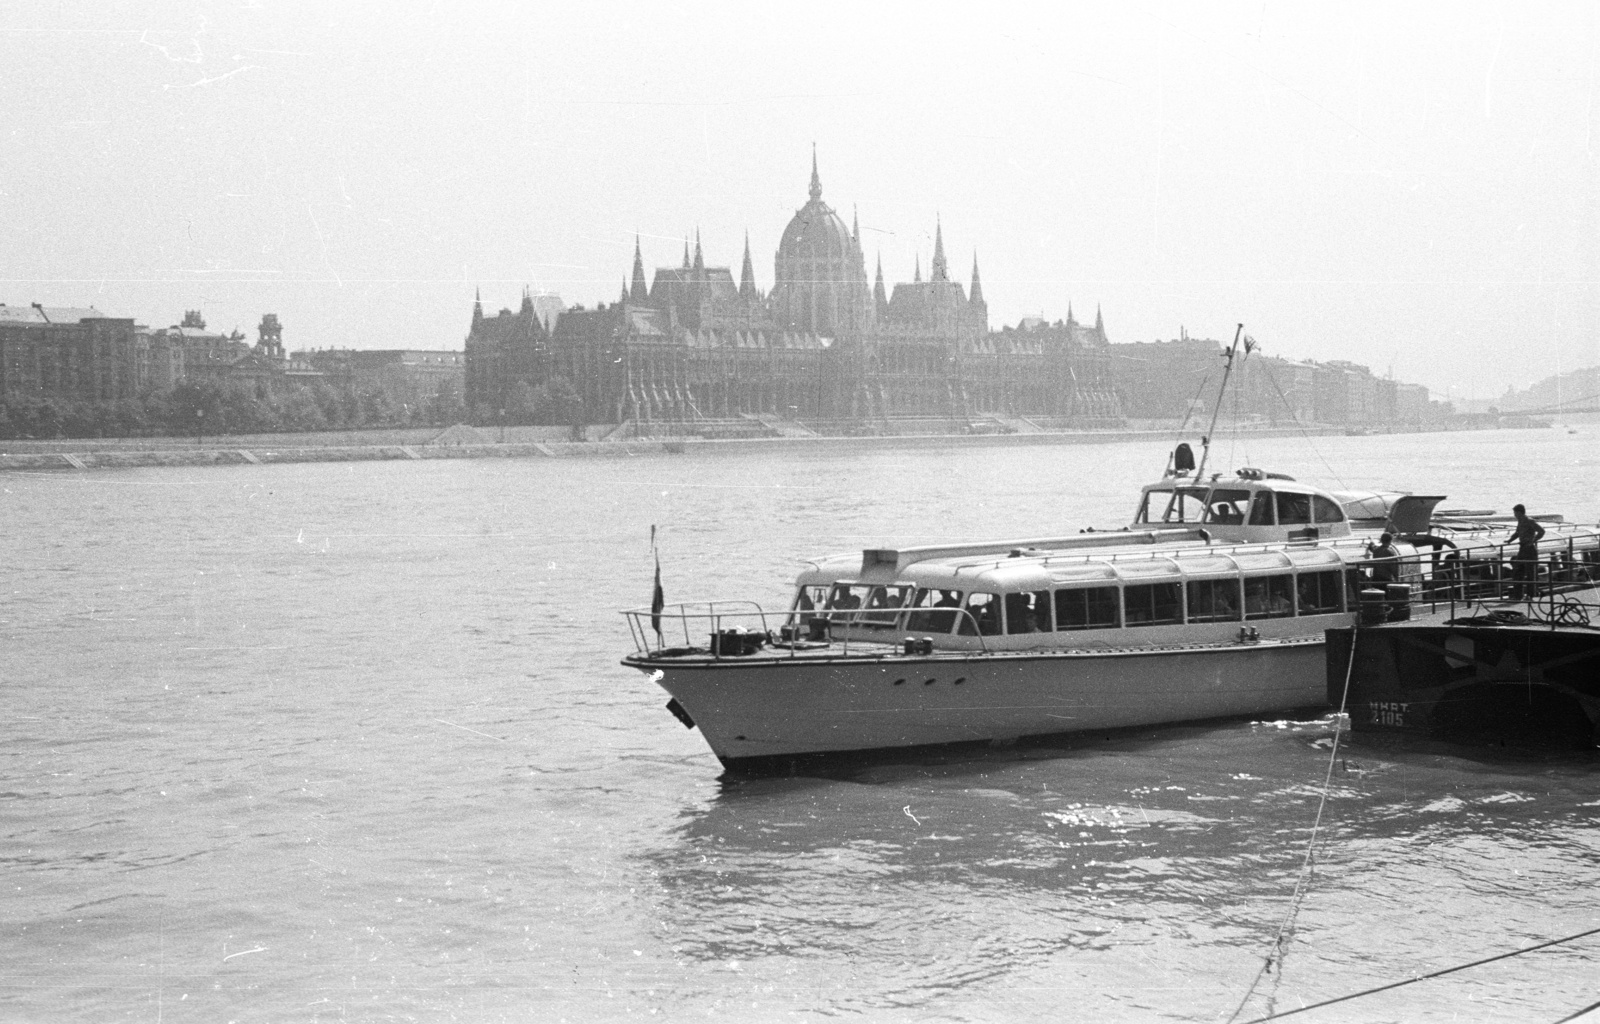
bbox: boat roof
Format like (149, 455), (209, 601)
(797, 539), (1352, 590)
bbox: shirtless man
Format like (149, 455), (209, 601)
(1507, 503), (1546, 601)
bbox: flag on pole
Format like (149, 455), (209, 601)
(650, 525), (665, 637)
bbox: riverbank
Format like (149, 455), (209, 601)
(0, 422), (1375, 472)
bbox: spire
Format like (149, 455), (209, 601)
(969, 254), (984, 305)
(620, 279), (629, 304)
(1067, 302), (1076, 325)
(682, 237), (691, 270)
(852, 206), (860, 249)
(471, 287), (483, 330)
(914, 254), (922, 284)
(808, 143), (822, 201)
(931, 216), (948, 283)
(873, 254), (888, 312)
(630, 235), (648, 302)
(1095, 304), (1106, 341)
(693, 229), (704, 272)
(739, 232), (756, 300)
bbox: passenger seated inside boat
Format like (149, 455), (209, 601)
(1296, 571), (1344, 614)
(1004, 591), (1050, 633)
(1187, 578), (1241, 622)
(905, 588), (962, 632)
(1244, 575), (1294, 618)
(860, 585), (912, 627)
(958, 592), (1003, 636)
(793, 585), (828, 623)
(1205, 489), (1251, 525)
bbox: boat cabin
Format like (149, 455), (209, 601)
(791, 542), (1359, 651)
(1133, 467), (1353, 545)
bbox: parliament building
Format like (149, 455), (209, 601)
(465, 155), (1124, 432)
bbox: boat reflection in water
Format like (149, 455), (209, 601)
(624, 446), (1600, 771)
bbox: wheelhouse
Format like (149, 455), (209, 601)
(1134, 468), (1352, 545)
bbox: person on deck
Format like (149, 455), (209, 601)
(1508, 504), (1546, 601)
(1369, 533), (1401, 585)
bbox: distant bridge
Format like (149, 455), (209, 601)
(1503, 392), (1600, 417)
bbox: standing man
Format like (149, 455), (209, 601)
(1508, 504), (1546, 601)
(1368, 533), (1401, 584)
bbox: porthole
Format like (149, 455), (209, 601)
(953, 677), (967, 686)
(892, 678), (906, 686)
(923, 678), (936, 686)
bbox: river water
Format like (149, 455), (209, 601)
(4, 429), (1598, 1023)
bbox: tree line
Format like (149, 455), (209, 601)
(0, 378), (467, 440)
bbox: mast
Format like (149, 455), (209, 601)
(1192, 323), (1245, 482)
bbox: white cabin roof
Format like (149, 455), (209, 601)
(797, 536), (1354, 592)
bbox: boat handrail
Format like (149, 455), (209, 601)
(822, 605), (993, 654)
(621, 601), (996, 657)
(1352, 534), (1600, 621)
(932, 523), (1600, 574)
(622, 599), (774, 654)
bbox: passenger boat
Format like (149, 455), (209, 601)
(621, 332), (1600, 770)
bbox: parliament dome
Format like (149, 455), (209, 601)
(776, 153), (854, 260)
(771, 151), (870, 336)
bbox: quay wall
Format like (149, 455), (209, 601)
(1, 425), (1357, 472)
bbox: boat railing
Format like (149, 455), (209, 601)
(1363, 532), (1600, 625)
(623, 600), (774, 655)
(622, 602), (993, 658)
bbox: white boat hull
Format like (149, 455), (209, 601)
(638, 635), (1329, 766)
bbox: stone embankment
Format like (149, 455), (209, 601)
(0, 423), (1343, 472)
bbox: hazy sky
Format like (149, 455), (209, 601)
(4, 1), (1596, 399)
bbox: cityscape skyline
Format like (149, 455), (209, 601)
(4, 2), (1595, 400)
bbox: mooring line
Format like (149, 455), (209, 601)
(1553, 994), (1600, 1024)
(1236, 924), (1600, 1023)
(1226, 624), (1360, 1023)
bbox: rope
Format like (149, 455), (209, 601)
(1235, 924), (1600, 1023)
(1536, 599), (1594, 628)
(1255, 359), (1348, 492)
(1226, 624), (1361, 1023)
(1227, 343), (1253, 474)
(1553, 995), (1600, 1024)
(1174, 369), (1216, 445)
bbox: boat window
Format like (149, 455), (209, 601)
(826, 584), (871, 611)
(1297, 571), (1343, 614)
(1244, 575), (1294, 619)
(905, 588), (963, 633)
(1248, 491), (1276, 525)
(1187, 579), (1242, 622)
(860, 584), (914, 627)
(1165, 487), (1211, 523)
(1276, 492), (1313, 525)
(1312, 495), (1344, 524)
(1135, 489), (1170, 525)
(1055, 586), (1120, 630)
(1004, 590), (1052, 634)
(1204, 489), (1251, 525)
(1124, 582), (1182, 626)
(793, 585), (830, 623)
(958, 592), (1003, 636)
